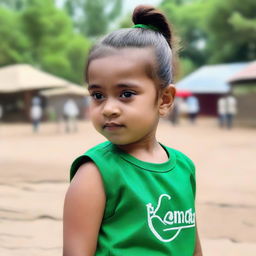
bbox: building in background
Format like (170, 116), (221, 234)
(176, 63), (248, 116)
(40, 85), (89, 122)
(0, 64), (87, 122)
(228, 61), (256, 127)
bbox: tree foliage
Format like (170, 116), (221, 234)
(22, 0), (71, 61)
(0, 7), (30, 65)
(160, 0), (256, 77)
(204, 0), (256, 63)
(0, 0), (28, 10)
(0, 0), (91, 84)
(64, 0), (122, 37)
(160, 0), (207, 76)
(0, 0), (255, 82)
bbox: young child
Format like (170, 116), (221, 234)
(63, 5), (202, 256)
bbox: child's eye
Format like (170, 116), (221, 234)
(91, 92), (104, 100)
(120, 91), (136, 98)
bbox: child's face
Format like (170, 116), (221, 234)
(87, 48), (168, 145)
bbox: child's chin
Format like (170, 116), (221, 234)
(105, 136), (135, 146)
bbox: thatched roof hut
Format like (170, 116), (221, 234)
(0, 64), (85, 121)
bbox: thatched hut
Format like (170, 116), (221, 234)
(0, 64), (86, 121)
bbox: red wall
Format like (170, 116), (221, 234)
(194, 93), (222, 116)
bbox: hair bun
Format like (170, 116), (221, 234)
(132, 5), (172, 47)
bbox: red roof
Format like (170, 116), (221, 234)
(229, 61), (256, 83)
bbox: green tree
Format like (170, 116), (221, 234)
(229, 12), (256, 33)
(64, 0), (122, 37)
(204, 0), (256, 63)
(0, 7), (30, 66)
(160, 0), (207, 77)
(21, 0), (72, 63)
(0, 0), (92, 83)
(65, 34), (91, 84)
(118, 10), (135, 29)
(0, 0), (28, 10)
(64, 0), (80, 18)
(41, 34), (91, 84)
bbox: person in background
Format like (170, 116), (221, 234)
(169, 98), (180, 125)
(63, 98), (79, 133)
(217, 96), (227, 128)
(30, 97), (43, 133)
(187, 95), (200, 124)
(83, 96), (90, 120)
(217, 93), (237, 129)
(226, 93), (237, 129)
(0, 104), (3, 121)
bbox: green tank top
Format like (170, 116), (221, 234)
(70, 141), (196, 256)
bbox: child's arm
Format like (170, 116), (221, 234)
(193, 224), (203, 256)
(63, 162), (106, 256)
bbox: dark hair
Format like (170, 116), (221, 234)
(85, 5), (178, 88)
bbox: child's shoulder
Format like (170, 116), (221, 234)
(70, 141), (114, 181)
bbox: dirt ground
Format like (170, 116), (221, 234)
(0, 117), (255, 256)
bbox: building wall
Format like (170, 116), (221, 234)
(232, 83), (256, 127)
(0, 92), (88, 122)
(234, 93), (256, 127)
(45, 95), (88, 120)
(0, 91), (41, 122)
(195, 93), (221, 116)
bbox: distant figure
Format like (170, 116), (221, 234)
(32, 96), (41, 105)
(186, 96), (200, 124)
(178, 97), (188, 116)
(217, 94), (237, 129)
(169, 98), (180, 125)
(83, 96), (90, 120)
(30, 101), (42, 133)
(0, 104), (3, 121)
(63, 99), (79, 133)
(226, 94), (237, 129)
(217, 96), (227, 128)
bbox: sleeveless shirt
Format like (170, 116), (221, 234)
(70, 141), (196, 256)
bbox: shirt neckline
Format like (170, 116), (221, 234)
(111, 142), (176, 173)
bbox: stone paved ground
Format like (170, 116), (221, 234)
(0, 118), (255, 255)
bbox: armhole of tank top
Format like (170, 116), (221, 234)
(184, 155), (196, 199)
(70, 153), (115, 219)
(172, 149), (196, 198)
(175, 149), (196, 176)
(70, 154), (91, 181)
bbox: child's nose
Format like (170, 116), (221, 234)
(102, 99), (121, 117)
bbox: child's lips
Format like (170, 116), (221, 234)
(103, 122), (124, 130)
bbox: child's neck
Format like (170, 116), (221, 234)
(116, 137), (168, 164)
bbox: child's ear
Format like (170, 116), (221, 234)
(158, 84), (176, 116)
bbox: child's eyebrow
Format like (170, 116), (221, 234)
(116, 83), (140, 89)
(88, 83), (140, 90)
(88, 84), (101, 90)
